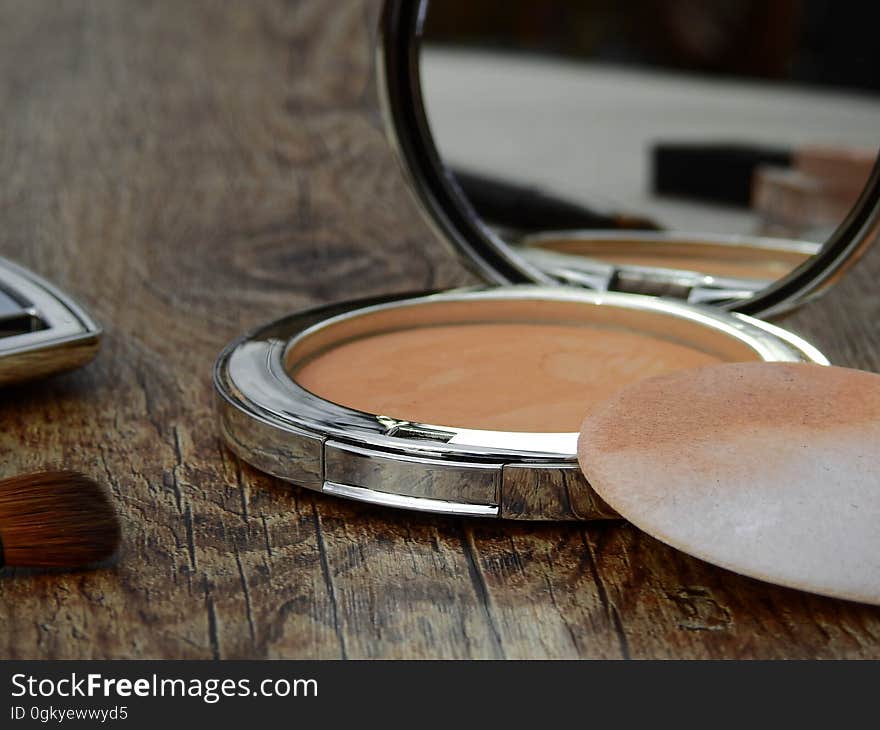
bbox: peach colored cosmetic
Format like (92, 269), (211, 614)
(292, 322), (723, 432)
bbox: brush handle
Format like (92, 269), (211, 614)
(451, 167), (662, 233)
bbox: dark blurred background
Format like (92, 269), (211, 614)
(425, 0), (880, 92)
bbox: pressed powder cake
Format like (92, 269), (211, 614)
(292, 321), (723, 432)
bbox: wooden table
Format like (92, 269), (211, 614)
(2, 0), (879, 659)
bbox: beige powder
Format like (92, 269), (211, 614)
(292, 322), (723, 432)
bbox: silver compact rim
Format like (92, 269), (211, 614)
(214, 285), (826, 521)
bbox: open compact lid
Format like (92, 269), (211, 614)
(378, 0), (880, 319)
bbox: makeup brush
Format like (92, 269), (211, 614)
(450, 167), (663, 233)
(0, 471), (120, 569)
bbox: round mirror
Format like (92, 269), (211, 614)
(380, 1), (880, 317)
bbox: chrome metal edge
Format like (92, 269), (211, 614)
(732, 315), (830, 366)
(322, 481), (499, 518)
(0, 256), (101, 385)
(325, 439), (500, 504)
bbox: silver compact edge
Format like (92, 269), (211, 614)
(0, 256), (101, 386)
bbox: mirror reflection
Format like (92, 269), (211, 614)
(420, 1), (880, 294)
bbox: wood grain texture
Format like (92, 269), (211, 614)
(1, 0), (879, 659)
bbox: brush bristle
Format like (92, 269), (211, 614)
(0, 471), (120, 568)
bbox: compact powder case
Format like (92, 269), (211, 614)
(0, 256), (100, 386)
(214, 0), (880, 521)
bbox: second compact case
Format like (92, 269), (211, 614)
(215, 1), (880, 521)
